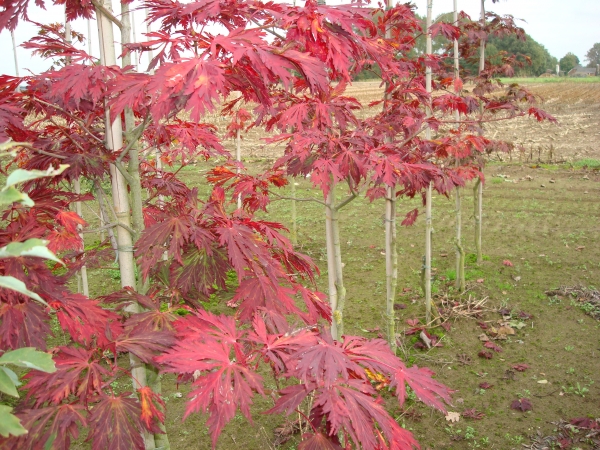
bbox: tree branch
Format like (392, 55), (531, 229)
(272, 192), (326, 207)
(116, 115), (152, 164)
(16, 143), (67, 160)
(92, 0), (123, 29)
(34, 98), (104, 144)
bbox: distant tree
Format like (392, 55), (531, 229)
(585, 43), (600, 67)
(560, 52), (580, 74)
(487, 33), (557, 76)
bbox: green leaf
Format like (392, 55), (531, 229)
(0, 141), (20, 158)
(5, 165), (69, 188)
(0, 187), (31, 207)
(0, 404), (27, 438)
(0, 275), (47, 305)
(0, 348), (56, 373)
(0, 239), (63, 264)
(0, 367), (19, 397)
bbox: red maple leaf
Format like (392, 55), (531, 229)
(390, 363), (452, 412)
(25, 346), (113, 406)
(510, 398), (532, 412)
(512, 363), (530, 372)
(86, 395), (145, 450)
(2, 403), (86, 450)
(483, 341), (503, 353)
(138, 386), (166, 434)
(114, 330), (175, 364)
(478, 351), (493, 360)
(479, 382), (493, 390)
(156, 311), (264, 445)
(462, 408), (485, 420)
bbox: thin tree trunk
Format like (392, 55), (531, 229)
(74, 178), (90, 296)
(475, 0), (485, 265)
(325, 188), (339, 340)
(424, 0), (433, 324)
(473, 177), (482, 262)
(121, 3), (169, 447)
(383, 0), (397, 353)
(94, 181), (118, 258)
(290, 181), (298, 245)
(453, 0), (465, 292)
(65, 17), (90, 297)
(87, 19), (92, 56)
(384, 186), (397, 352)
(96, 2), (156, 448)
(331, 202), (345, 337)
(11, 31), (19, 77)
(236, 127), (242, 209)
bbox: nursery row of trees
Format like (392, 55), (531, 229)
(0, 0), (554, 448)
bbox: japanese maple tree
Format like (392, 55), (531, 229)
(0, 0), (507, 448)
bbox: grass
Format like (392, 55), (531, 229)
(572, 158), (600, 169)
(154, 161), (600, 450)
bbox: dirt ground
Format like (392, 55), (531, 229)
(226, 80), (600, 164)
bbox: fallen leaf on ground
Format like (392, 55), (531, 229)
(511, 398), (533, 412)
(497, 325), (516, 336)
(484, 341), (503, 352)
(462, 409), (485, 420)
(478, 351), (493, 359)
(476, 278), (484, 283)
(445, 411), (460, 423)
(502, 260), (514, 267)
(537, 380), (548, 384)
(478, 333), (489, 342)
(512, 364), (530, 372)
(479, 382), (493, 390)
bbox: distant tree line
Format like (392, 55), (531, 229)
(353, 12), (558, 80)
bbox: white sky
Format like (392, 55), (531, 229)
(0, 0), (598, 76)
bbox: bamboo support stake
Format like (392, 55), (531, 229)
(96, 2), (156, 448)
(424, 0), (433, 324)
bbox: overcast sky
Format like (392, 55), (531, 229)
(0, 0), (598, 76)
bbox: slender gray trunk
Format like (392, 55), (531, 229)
(74, 178), (89, 296)
(453, 0), (465, 291)
(236, 127), (242, 209)
(290, 181), (298, 246)
(382, 0), (397, 353)
(325, 188), (339, 339)
(121, 3), (169, 448)
(475, 0), (485, 264)
(94, 181), (118, 258)
(11, 32), (19, 77)
(424, 0), (433, 324)
(384, 186), (397, 352)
